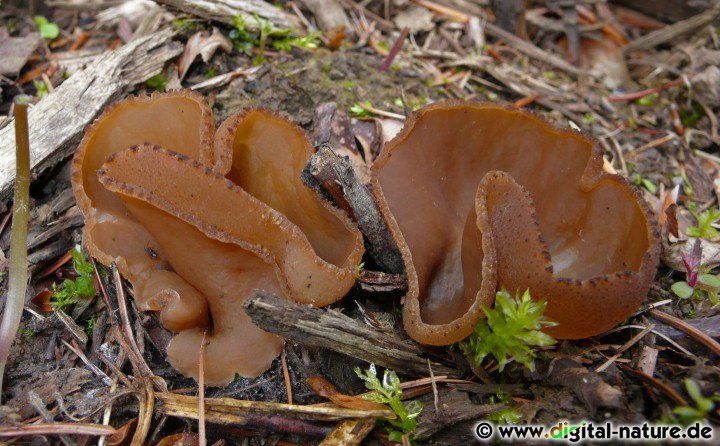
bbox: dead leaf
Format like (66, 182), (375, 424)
(155, 433), (200, 446)
(178, 28), (232, 80)
(0, 33), (42, 76)
(106, 418), (137, 446)
(307, 376), (389, 411)
(547, 357), (622, 414)
(31, 290), (54, 313)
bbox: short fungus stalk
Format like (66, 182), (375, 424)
(0, 96), (31, 401)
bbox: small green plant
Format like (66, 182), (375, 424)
(673, 379), (720, 425)
(355, 364), (424, 444)
(459, 289), (556, 372)
(393, 96), (426, 112)
(33, 79), (49, 99)
(686, 203), (720, 239)
(627, 164), (657, 194)
(637, 93), (658, 107)
(84, 313), (98, 337)
(51, 246), (96, 309)
(230, 14), (321, 65)
(487, 392), (521, 424)
(171, 18), (200, 31)
(146, 74), (169, 92)
(33, 16), (59, 39)
(671, 240), (720, 307)
(204, 67), (218, 78)
(20, 327), (36, 337)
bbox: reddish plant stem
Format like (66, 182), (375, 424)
(378, 28), (409, 72)
(607, 77), (685, 102)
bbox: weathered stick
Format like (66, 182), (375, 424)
(0, 29), (182, 202)
(244, 291), (458, 377)
(483, 22), (587, 77)
(624, 5), (720, 53)
(155, 0), (300, 31)
(302, 145), (405, 275)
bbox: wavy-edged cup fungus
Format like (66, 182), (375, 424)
(72, 91), (363, 385)
(371, 101), (659, 344)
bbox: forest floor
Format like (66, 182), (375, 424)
(0, 0), (719, 445)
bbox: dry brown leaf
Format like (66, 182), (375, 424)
(0, 34), (42, 76)
(155, 433), (200, 446)
(178, 28), (232, 80)
(307, 376), (389, 412)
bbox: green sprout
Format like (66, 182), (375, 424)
(33, 79), (49, 99)
(459, 289), (557, 372)
(51, 246), (96, 309)
(355, 364), (424, 444)
(686, 203), (720, 240)
(350, 100), (374, 117)
(673, 379), (720, 425)
(146, 74), (169, 92)
(33, 16), (59, 39)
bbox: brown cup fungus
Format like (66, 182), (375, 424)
(371, 102), (659, 344)
(72, 91), (363, 385)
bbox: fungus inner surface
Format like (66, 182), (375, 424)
(373, 103), (657, 342)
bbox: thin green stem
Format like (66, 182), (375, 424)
(0, 96), (31, 402)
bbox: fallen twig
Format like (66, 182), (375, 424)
(319, 419), (375, 446)
(0, 423), (116, 438)
(244, 290), (458, 377)
(0, 29), (182, 202)
(302, 145), (405, 275)
(624, 5), (720, 52)
(156, 0), (300, 31)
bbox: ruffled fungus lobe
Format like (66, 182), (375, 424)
(72, 92), (363, 385)
(372, 102), (659, 344)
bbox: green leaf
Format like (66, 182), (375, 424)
(34, 16), (59, 39)
(698, 274), (720, 289)
(671, 281), (695, 299)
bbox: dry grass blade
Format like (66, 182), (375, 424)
(0, 423), (117, 437)
(0, 96), (31, 402)
(132, 378), (155, 445)
(112, 263), (167, 390)
(199, 330), (207, 446)
(157, 393), (394, 421)
(649, 309), (720, 359)
(618, 364), (689, 407)
(282, 349), (293, 404)
(596, 324), (655, 373)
